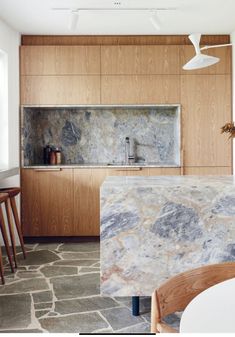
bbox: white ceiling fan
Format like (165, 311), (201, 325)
(52, 6), (178, 31)
(183, 33), (232, 70)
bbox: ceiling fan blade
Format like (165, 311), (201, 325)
(189, 33), (202, 55)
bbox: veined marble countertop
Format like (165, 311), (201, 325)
(22, 163), (179, 169)
(100, 175), (235, 296)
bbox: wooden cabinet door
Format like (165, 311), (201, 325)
(101, 45), (180, 75)
(101, 75), (180, 104)
(74, 169), (108, 236)
(21, 169), (74, 236)
(21, 46), (100, 75)
(181, 74), (232, 167)
(21, 75), (100, 105)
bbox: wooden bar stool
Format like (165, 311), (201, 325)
(0, 187), (26, 260)
(0, 244), (5, 284)
(0, 193), (15, 273)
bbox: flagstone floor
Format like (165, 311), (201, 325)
(0, 242), (154, 333)
(0, 242), (181, 333)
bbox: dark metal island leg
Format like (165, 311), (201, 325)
(132, 296), (140, 316)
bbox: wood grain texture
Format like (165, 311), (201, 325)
(21, 169), (74, 236)
(74, 168), (108, 236)
(151, 262), (235, 333)
(21, 35), (230, 46)
(101, 45), (180, 74)
(101, 75), (180, 104)
(184, 166), (232, 175)
(21, 75), (100, 105)
(180, 45), (231, 75)
(20, 46), (101, 75)
(181, 75), (232, 167)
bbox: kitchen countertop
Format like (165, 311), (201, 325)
(22, 163), (180, 169)
(100, 175), (235, 296)
(0, 167), (19, 180)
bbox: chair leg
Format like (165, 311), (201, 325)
(10, 197), (26, 259)
(5, 199), (17, 268)
(0, 245), (5, 285)
(0, 206), (14, 273)
(151, 290), (160, 333)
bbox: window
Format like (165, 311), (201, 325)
(0, 49), (8, 169)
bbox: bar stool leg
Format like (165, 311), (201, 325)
(0, 206), (14, 273)
(0, 246), (5, 284)
(5, 198), (17, 268)
(10, 197), (26, 259)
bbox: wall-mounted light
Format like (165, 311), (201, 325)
(183, 33), (232, 70)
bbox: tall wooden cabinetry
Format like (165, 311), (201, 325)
(20, 37), (232, 236)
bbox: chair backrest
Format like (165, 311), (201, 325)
(157, 262), (235, 319)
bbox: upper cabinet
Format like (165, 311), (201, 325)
(101, 45), (181, 74)
(20, 46), (101, 75)
(180, 45), (231, 75)
(101, 75), (180, 104)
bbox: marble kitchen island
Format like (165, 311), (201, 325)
(100, 175), (235, 300)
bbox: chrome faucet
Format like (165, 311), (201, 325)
(125, 137), (135, 165)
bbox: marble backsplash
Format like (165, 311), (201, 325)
(22, 106), (180, 166)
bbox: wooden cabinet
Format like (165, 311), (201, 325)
(181, 74), (232, 168)
(21, 169), (74, 236)
(21, 167), (183, 237)
(101, 45), (180, 74)
(101, 75), (180, 104)
(21, 75), (100, 105)
(21, 46), (101, 75)
(74, 169), (108, 236)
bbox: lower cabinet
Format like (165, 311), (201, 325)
(21, 168), (74, 236)
(21, 166), (180, 237)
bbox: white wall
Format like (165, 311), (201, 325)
(231, 32), (235, 175)
(0, 18), (20, 244)
(0, 18), (20, 168)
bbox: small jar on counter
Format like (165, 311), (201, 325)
(49, 150), (56, 165)
(55, 147), (62, 165)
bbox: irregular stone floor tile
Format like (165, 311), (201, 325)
(79, 267), (100, 273)
(59, 242), (100, 252)
(17, 250), (60, 266)
(17, 271), (42, 279)
(35, 310), (50, 319)
(61, 251), (100, 260)
(32, 291), (53, 303)
(55, 296), (120, 315)
(39, 312), (108, 333)
(116, 322), (151, 333)
(1, 246), (33, 256)
(40, 265), (78, 278)
(0, 278), (49, 295)
(51, 273), (100, 299)
(0, 293), (31, 330)
(54, 259), (98, 267)
(35, 243), (61, 251)
(35, 302), (52, 310)
(100, 307), (144, 331)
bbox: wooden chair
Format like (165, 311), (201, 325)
(0, 193), (15, 273)
(151, 262), (235, 333)
(0, 187), (26, 259)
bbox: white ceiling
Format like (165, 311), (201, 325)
(0, 0), (235, 35)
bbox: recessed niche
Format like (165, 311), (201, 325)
(22, 105), (181, 166)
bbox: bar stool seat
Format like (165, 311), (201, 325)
(0, 187), (26, 260)
(0, 187), (20, 198)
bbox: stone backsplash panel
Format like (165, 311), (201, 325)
(22, 106), (180, 166)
